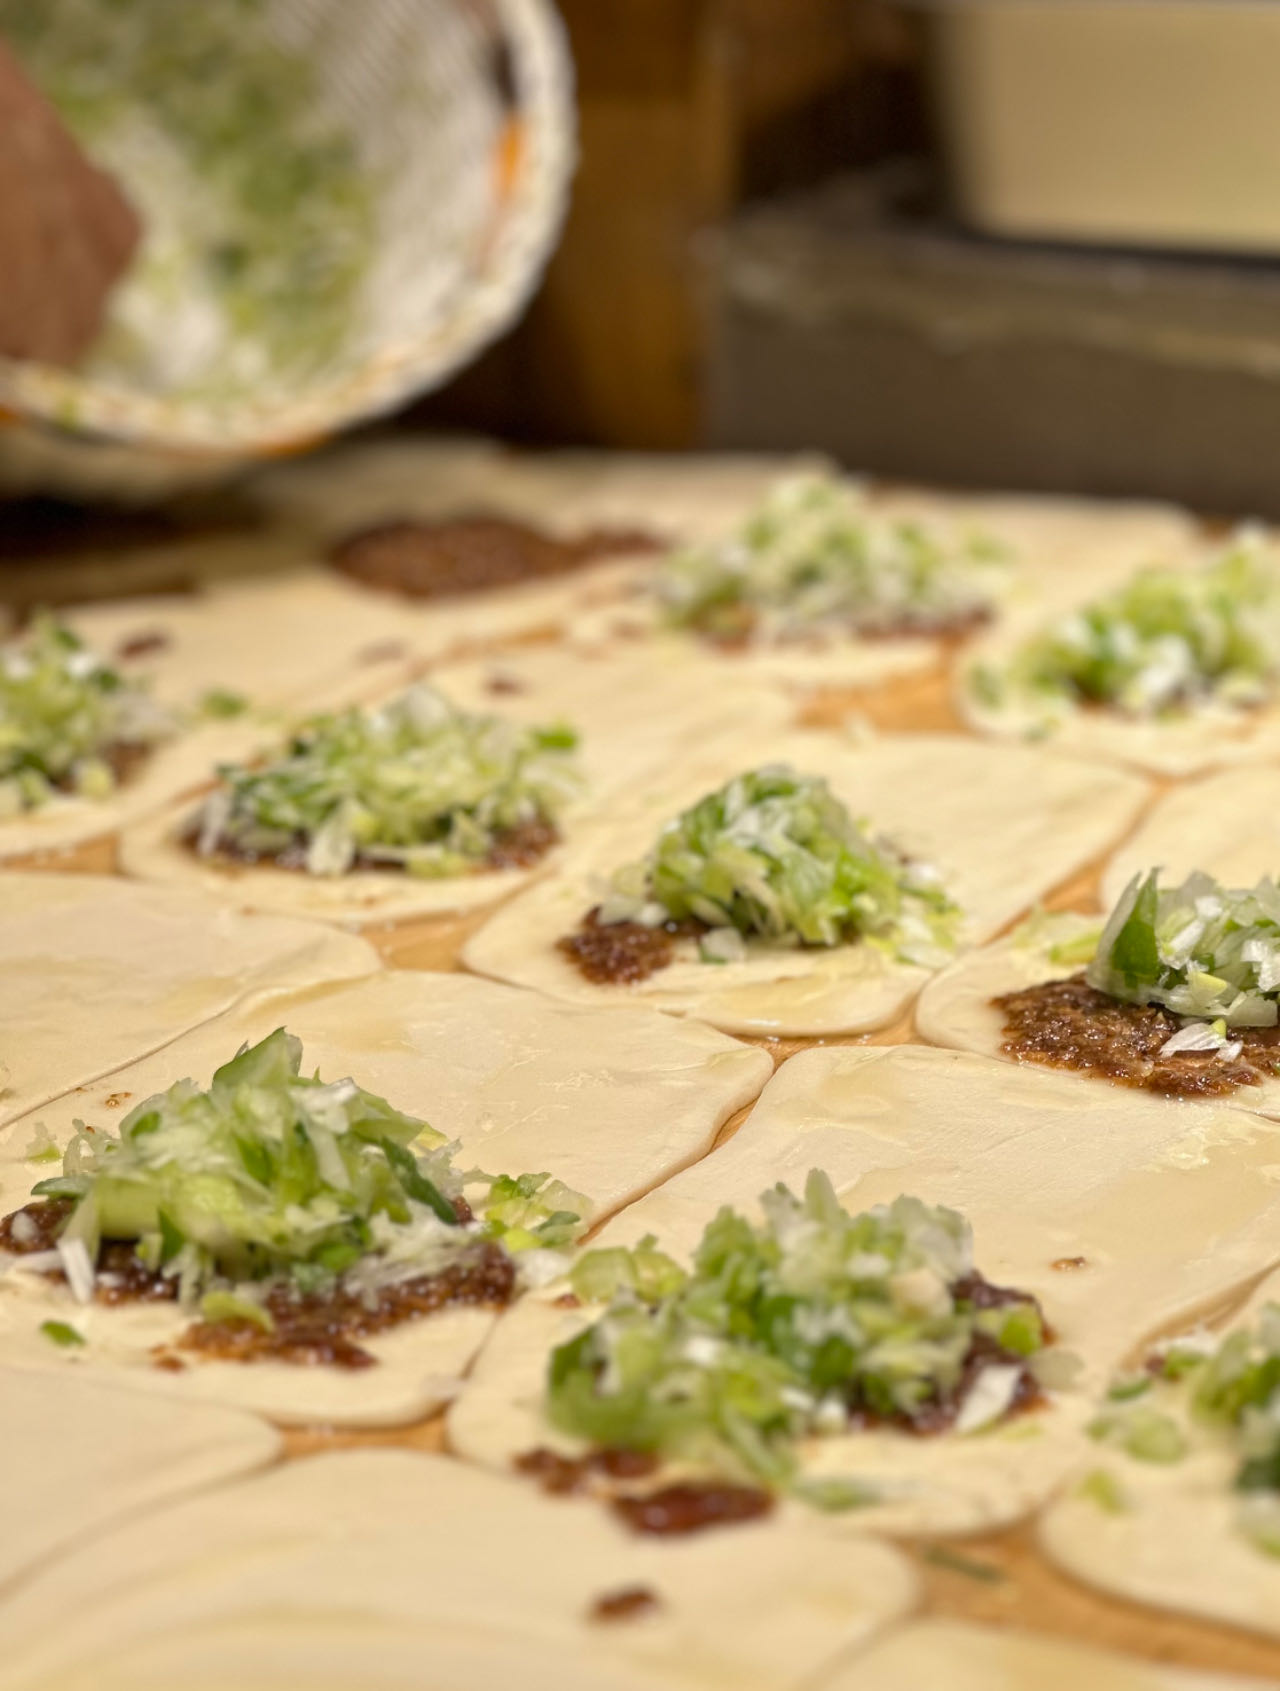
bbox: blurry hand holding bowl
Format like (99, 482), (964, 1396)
(0, 0), (573, 500)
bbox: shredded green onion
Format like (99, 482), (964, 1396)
(975, 538), (1280, 721)
(0, 618), (172, 814)
(545, 1172), (1047, 1500)
(1097, 1305), (1280, 1557)
(658, 475), (1003, 645)
(599, 764), (958, 965)
(27, 1028), (589, 1306)
(1088, 869), (1280, 1035)
(194, 684), (581, 878)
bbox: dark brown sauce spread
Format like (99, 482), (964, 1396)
(1, 1198), (509, 1369)
(591, 1585), (661, 1622)
(0, 1199), (175, 1303)
(994, 973), (1280, 1098)
(557, 907), (705, 985)
(91, 741), (153, 790)
(329, 515), (660, 602)
(188, 815), (560, 877)
(177, 1242), (515, 1371)
(515, 1446), (659, 1497)
(0, 1197), (72, 1253)
(842, 1271), (1049, 1437)
(612, 1483), (774, 1537)
(95, 1242), (179, 1305)
(115, 630), (171, 660)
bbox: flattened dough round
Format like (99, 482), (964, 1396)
(463, 733), (1149, 1037)
(823, 1619), (1266, 1691)
(451, 1044), (1280, 1536)
(1040, 1265), (1280, 1644)
(118, 645), (792, 927)
(0, 1367), (279, 1596)
(0, 971), (771, 1426)
(0, 874), (378, 1130)
(0, 1449), (917, 1691)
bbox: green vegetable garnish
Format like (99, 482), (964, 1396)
(0, 618), (172, 814)
(39, 1320), (85, 1349)
(976, 538), (1280, 721)
(194, 685), (581, 878)
(1088, 869), (1280, 1033)
(598, 764), (958, 964)
(198, 689), (249, 721)
(1088, 1404), (1187, 1464)
(1096, 1305), (1280, 1559)
(29, 1028), (589, 1305)
(545, 1172), (1048, 1500)
(1076, 1468), (1128, 1514)
(658, 475), (1003, 644)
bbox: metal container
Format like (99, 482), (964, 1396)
(917, 0), (1280, 253)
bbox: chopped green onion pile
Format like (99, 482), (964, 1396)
(195, 684), (581, 878)
(658, 475), (1003, 645)
(599, 764), (958, 965)
(973, 539), (1280, 720)
(1088, 869), (1280, 1040)
(1089, 1305), (1280, 1558)
(0, 618), (173, 814)
(547, 1172), (1047, 1503)
(27, 1028), (588, 1309)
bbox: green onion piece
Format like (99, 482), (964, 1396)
(40, 1320), (85, 1348)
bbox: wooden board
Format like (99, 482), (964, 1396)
(11, 598), (1280, 1681)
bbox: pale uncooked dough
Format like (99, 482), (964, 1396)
(463, 733), (1149, 1036)
(0, 970), (771, 1426)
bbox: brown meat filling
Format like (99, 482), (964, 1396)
(590, 1585), (662, 1621)
(0, 1198), (176, 1304)
(0, 1198), (512, 1371)
(612, 1483), (774, 1537)
(994, 973), (1280, 1098)
(177, 1243), (515, 1370)
(516, 1269), (1044, 1531)
(557, 906), (706, 985)
(330, 515), (660, 601)
(188, 813), (560, 876)
(516, 1446), (774, 1538)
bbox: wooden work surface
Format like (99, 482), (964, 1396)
(10, 589), (1280, 1681)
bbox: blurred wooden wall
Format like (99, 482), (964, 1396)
(418, 0), (925, 449)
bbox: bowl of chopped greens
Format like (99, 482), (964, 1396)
(0, 0), (573, 497)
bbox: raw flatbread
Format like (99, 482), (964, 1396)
(249, 441), (825, 667)
(0, 970), (771, 1425)
(824, 1619), (1269, 1691)
(450, 1044), (1280, 1536)
(0, 873), (378, 1131)
(954, 525), (1280, 778)
(917, 909), (1280, 1120)
(1104, 766), (1280, 908)
(0, 1366), (279, 1595)
(62, 572), (422, 714)
(463, 732), (1150, 1037)
(0, 1449), (917, 1691)
(0, 717), (298, 861)
(567, 490), (1204, 698)
(1040, 1264), (1280, 1643)
(117, 645), (793, 928)
(872, 489), (1202, 615)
